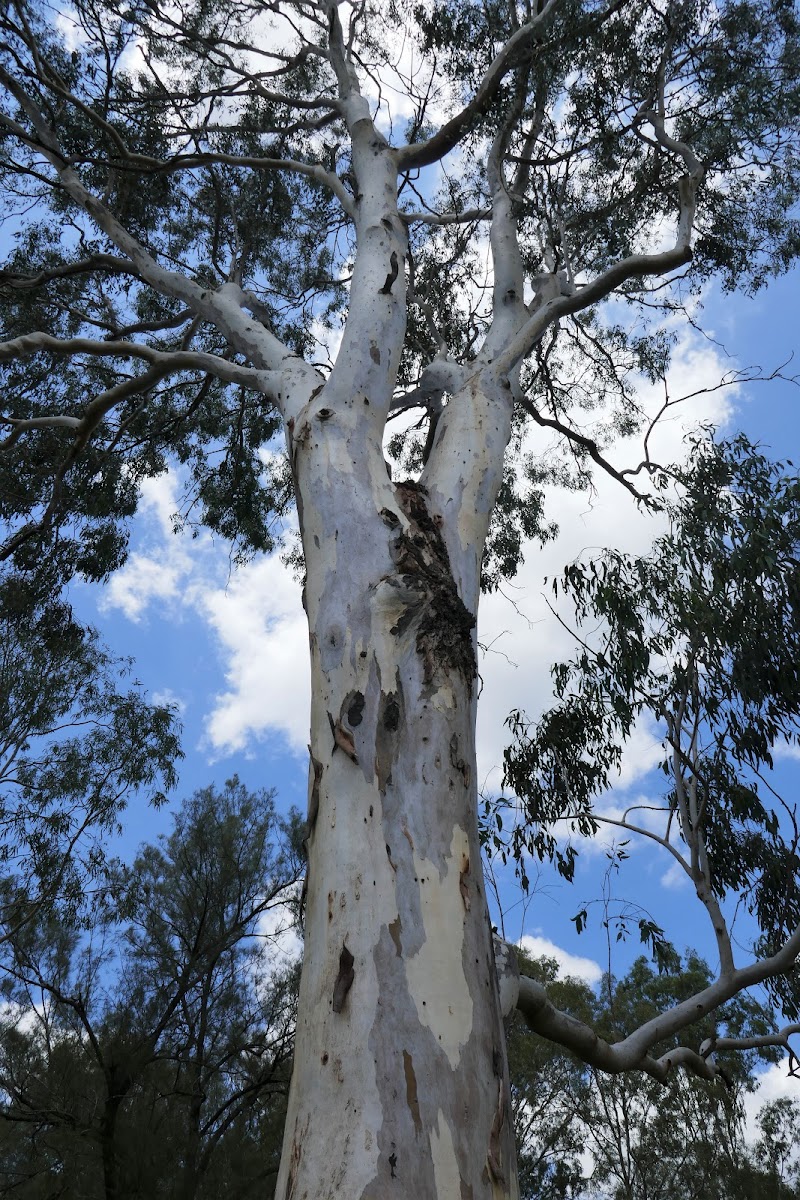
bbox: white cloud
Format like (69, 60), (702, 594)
(743, 1060), (800, 1146)
(257, 892), (303, 966)
(772, 739), (800, 762)
(98, 468), (310, 758)
(200, 555), (310, 756)
(152, 688), (188, 715)
(99, 473), (198, 622)
(0, 998), (46, 1036)
(101, 553), (184, 622)
(518, 933), (603, 984)
(55, 8), (87, 52)
(660, 861), (690, 891)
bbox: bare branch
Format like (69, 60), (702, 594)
(0, 331), (280, 396)
(701, 1024), (800, 1058)
(0, 254), (141, 290)
(493, 241), (694, 378)
(514, 967), (799, 1085)
(400, 206), (491, 227)
(517, 396), (650, 501)
(397, 0), (561, 171)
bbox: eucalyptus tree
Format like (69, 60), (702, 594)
(1, 1), (800, 1196)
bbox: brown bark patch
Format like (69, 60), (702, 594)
(403, 1051), (423, 1136)
(307, 752), (323, 833)
(388, 917), (403, 955)
(486, 1080), (507, 1185)
(387, 480), (477, 691)
(332, 944), (355, 1013)
(459, 855), (471, 911)
(344, 691), (365, 727)
(283, 1114), (309, 1200)
(328, 711), (358, 762)
(375, 683), (404, 793)
(449, 732), (472, 788)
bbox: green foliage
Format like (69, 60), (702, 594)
(0, 778), (302, 1199)
(508, 953), (798, 1200)
(2, 0), (799, 588)
(503, 435), (800, 1012)
(0, 562), (181, 929)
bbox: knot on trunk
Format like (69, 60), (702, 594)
(384, 480), (477, 692)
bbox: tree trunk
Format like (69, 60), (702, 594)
(101, 1093), (122, 1200)
(274, 396), (518, 1198)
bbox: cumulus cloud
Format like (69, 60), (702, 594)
(518, 933), (603, 984)
(100, 473), (199, 622)
(199, 555), (310, 757)
(99, 469), (310, 758)
(771, 738), (800, 762)
(743, 1060), (800, 1146)
(101, 554), (185, 622)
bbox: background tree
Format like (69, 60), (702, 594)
(507, 954), (799, 1200)
(504, 436), (800, 1073)
(506, 953), (595, 1200)
(2, 0), (800, 1194)
(0, 779), (301, 1199)
(0, 561), (181, 940)
(752, 1096), (800, 1197)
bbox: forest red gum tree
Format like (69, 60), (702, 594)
(1, 1), (800, 1196)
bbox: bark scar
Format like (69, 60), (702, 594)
(379, 250), (400, 295)
(459, 855), (471, 911)
(487, 1079), (506, 1184)
(328, 710), (358, 762)
(403, 1051), (422, 1136)
(389, 481), (477, 691)
(299, 750), (323, 930)
(307, 749), (323, 832)
(332, 943), (355, 1013)
(450, 732), (472, 788)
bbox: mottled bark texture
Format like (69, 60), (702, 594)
(277, 357), (518, 1198)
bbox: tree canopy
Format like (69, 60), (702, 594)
(1, 0), (799, 574)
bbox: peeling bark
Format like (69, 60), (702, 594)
(273, 37), (522, 1199)
(275, 402), (518, 1197)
